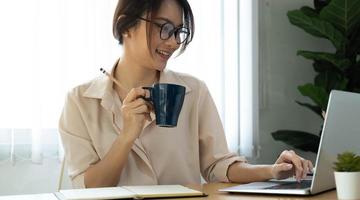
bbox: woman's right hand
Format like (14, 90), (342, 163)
(121, 87), (152, 141)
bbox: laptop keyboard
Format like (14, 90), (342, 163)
(266, 180), (312, 190)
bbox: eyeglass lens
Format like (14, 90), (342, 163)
(160, 23), (189, 44)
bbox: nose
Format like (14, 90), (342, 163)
(164, 33), (180, 49)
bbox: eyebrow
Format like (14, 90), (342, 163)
(154, 17), (183, 27)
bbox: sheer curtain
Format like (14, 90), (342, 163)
(0, 0), (258, 166)
(0, 0), (119, 165)
(239, 0), (260, 158)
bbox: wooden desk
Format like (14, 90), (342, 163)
(0, 183), (337, 200)
(182, 183), (337, 200)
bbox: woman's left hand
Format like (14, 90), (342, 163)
(271, 150), (313, 182)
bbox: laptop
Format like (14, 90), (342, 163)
(220, 90), (360, 195)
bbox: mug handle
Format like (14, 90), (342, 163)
(142, 87), (152, 102)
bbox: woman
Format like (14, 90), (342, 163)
(59, 0), (313, 189)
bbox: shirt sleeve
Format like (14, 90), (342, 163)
(197, 81), (247, 182)
(59, 91), (99, 188)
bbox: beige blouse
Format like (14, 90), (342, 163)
(59, 66), (246, 188)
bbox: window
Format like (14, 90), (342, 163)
(0, 0), (259, 165)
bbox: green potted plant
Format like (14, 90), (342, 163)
(334, 151), (360, 199)
(271, 0), (360, 153)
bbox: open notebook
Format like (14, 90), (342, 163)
(55, 185), (206, 200)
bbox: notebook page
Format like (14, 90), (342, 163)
(123, 185), (204, 198)
(59, 187), (134, 200)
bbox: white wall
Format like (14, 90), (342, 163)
(257, 0), (334, 164)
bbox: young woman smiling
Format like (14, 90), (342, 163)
(59, 0), (313, 188)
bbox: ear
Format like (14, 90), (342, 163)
(117, 15), (133, 39)
(116, 14), (126, 22)
(123, 31), (130, 38)
(124, 27), (136, 39)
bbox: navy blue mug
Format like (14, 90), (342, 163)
(143, 83), (186, 127)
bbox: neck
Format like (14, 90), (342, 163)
(114, 57), (159, 92)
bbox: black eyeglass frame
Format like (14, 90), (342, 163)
(138, 17), (190, 44)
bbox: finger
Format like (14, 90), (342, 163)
(277, 163), (293, 172)
(123, 87), (147, 104)
(131, 104), (150, 114)
(144, 88), (150, 99)
(145, 101), (154, 111)
(273, 163), (293, 180)
(302, 160), (309, 179)
(308, 160), (314, 173)
(127, 98), (147, 109)
(277, 150), (294, 163)
(145, 113), (152, 121)
(283, 151), (303, 181)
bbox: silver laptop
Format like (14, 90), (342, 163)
(220, 90), (360, 195)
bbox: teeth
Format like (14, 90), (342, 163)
(157, 49), (170, 56)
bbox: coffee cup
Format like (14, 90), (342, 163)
(143, 83), (186, 127)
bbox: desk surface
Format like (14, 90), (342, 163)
(0, 183), (337, 200)
(185, 183), (337, 200)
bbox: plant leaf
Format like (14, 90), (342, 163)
(334, 77), (348, 91)
(313, 60), (333, 73)
(334, 151), (360, 172)
(295, 101), (323, 118)
(300, 6), (319, 18)
(271, 130), (320, 153)
(287, 9), (346, 50)
(346, 63), (360, 91)
(297, 83), (329, 110)
(297, 50), (351, 70)
(314, 0), (331, 12)
(348, 25), (360, 56)
(320, 0), (360, 36)
(315, 71), (348, 92)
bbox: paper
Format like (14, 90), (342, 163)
(59, 187), (134, 200)
(58, 185), (204, 200)
(123, 185), (204, 198)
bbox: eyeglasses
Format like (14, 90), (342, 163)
(138, 17), (190, 44)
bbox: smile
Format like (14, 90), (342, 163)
(156, 49), (172, 58)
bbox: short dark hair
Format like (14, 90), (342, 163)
(112, 0), (194, 54)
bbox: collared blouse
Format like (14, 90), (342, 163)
(59, 66), (246, 188)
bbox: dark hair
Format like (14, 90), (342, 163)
(112, 0), (194, 54)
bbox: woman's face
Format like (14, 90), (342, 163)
(126, 0), (183, 71)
